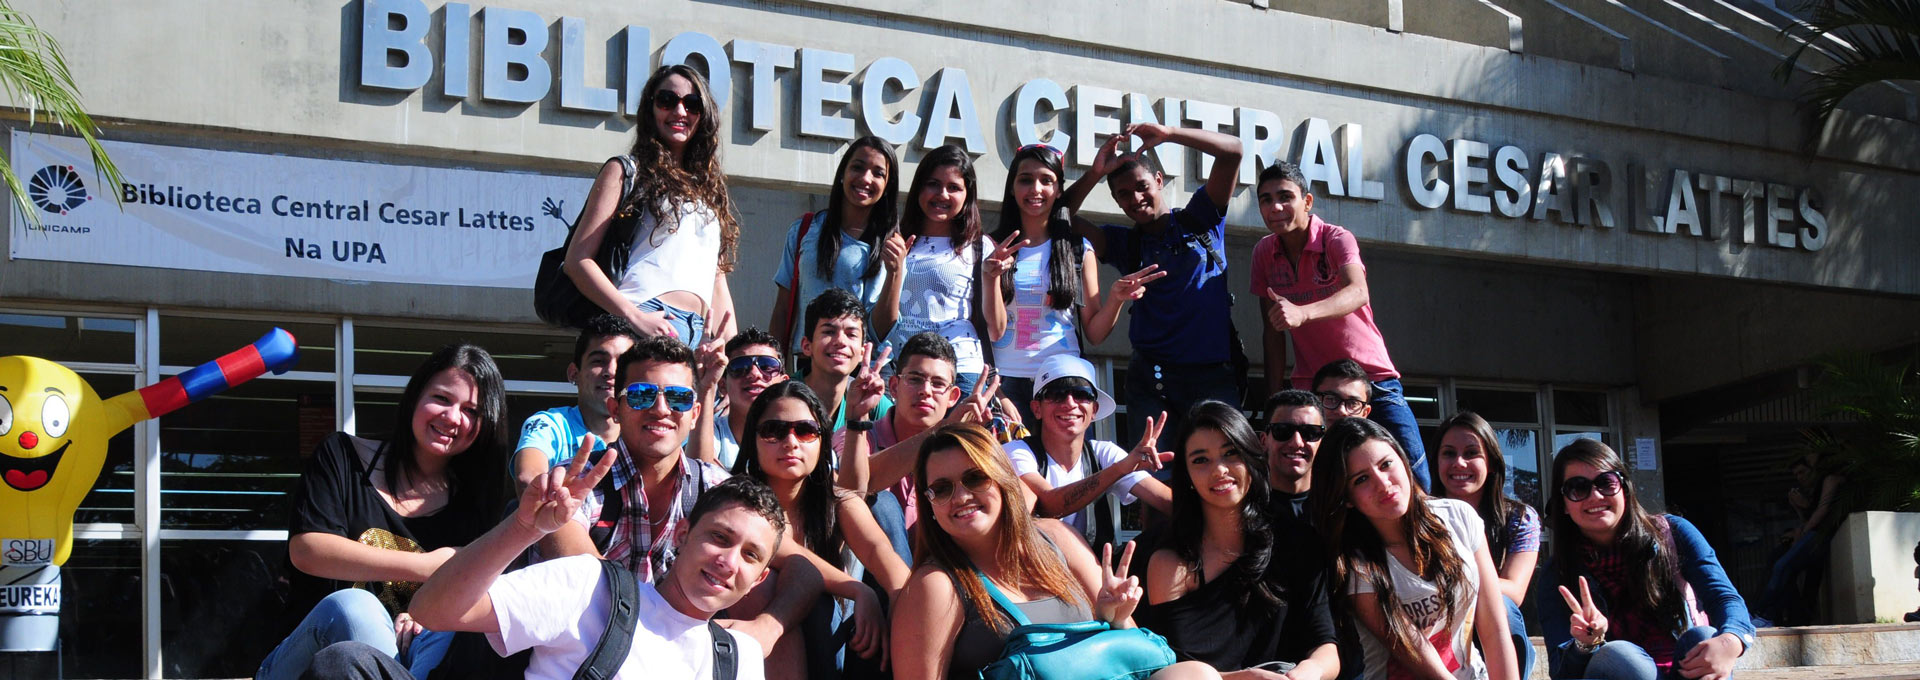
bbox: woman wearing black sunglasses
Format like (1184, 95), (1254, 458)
(565, 63), (740, 345)
(735, 380), (909, 677)
(1434, 412), (1541, 680)
(1539, 439), (1754, 680)
(1140, 400), (1340, 680)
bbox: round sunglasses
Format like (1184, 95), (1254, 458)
(1561, 470), (1624, 502)
(651, 90), (704, 115)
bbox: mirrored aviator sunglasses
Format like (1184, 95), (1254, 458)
(725, 355), (783, 379)
(1561, 470), (1624, 502)
(623, 382), (697, 412)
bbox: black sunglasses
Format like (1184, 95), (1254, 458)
(1038, 384), (1098, 404)
(1561, 470), (1624, 502)
(651, 90), (705, 115)
(1264, 422), (1326, 442)
(755, 419), (822, 443)
(926, 468), (995, 503)
(725, 355), (784, 379)
(623, 382), (697, 412)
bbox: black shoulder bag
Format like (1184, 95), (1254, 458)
(534, 156), (640, 328)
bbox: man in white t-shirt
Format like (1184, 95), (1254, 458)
(1005, 354), (1173, 545)
(304, 459), (792, 680)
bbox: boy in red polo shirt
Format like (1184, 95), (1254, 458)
(1250, 161), (1429, 491)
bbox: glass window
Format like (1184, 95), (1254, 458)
(1494, 428), (1543, 510)
(353, 324), (571, 384)
(1456, 387), (1539, 425)
(61, 539), (142, 679)
(0, 312), (136, 365)
(1553, 389), (1609, 427)
(161, 316), (335, 375)
(159, 377), (330, 530)
(1552, 431), (1606, 457)
(75, 373), (138, 526)
(1404, 383), (1443, 421)
(161, 539), (291, 678)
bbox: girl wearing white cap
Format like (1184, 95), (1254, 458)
(1005, 354), (1174, 549)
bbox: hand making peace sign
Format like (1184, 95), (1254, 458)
(516, 434), (617, 535)
(1093, 541), (1143, 625)
(1558, 576), (1610, 648)
(1108, 265), (1168, 305)
(982, 231), (1029, 280)
(1128, 411), (1176, 474)
(848, 344), (891, 422)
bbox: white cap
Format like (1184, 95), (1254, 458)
(1031, 354), (1117, 421)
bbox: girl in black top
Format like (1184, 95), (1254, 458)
(1144, 400), (1340, 680)
(256, 343), (512, 680)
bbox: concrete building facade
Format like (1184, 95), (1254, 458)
(1, 0), (1916, 676)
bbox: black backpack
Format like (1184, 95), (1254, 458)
(533, 156), (640, 328)
(576, 558), (737, 680)
(1023, 434), (1120, 551)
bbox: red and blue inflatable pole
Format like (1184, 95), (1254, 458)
(132, 328), (299, 419)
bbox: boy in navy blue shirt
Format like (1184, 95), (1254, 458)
(1065, 123), (1245, 448)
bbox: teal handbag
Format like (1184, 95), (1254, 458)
(973, 569), (1177, 680)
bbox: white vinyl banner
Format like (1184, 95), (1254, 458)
(8, 132), (592, 288)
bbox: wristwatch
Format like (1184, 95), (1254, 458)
(847, 419), (875, 432)
(1573, 630), (1606, 654)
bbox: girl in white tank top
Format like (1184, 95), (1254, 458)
(562, 64), (740, 344)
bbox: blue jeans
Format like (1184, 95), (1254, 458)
(955, 371), (982, 400)
(1758, 531), (1828, 622)
(1567, 626), (1714, 680)
(256, 588), (452, 680)
(1125, 354), (1240, 451)
(870, 490), (912, 566)
(1368, 378), (1431, 491)
(1507, 595), (1534, 680)
(637, 297), (706, 346)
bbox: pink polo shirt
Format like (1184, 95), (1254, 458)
(1249, 215), (1399, 388)
(872, 412), (920, 530)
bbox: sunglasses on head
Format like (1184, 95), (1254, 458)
(1264, 422), (1325, 442)
(623, 382), (698, 412)
(725, 355), (784, 379)
(1038, 384), (1098, 404)
(651, 90), (704, 115)
(926, 468), (995, 503)
(1561, 470), (1624, 502)
(755, 419), (822, 443)
(1017, 143), (1063, 158)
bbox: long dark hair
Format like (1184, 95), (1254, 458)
(739, 381), (843, 569)
(1309, 417), (1469, 660)
(913, 423), (1086, 633)
(993, 145), (1081, 310)
(816, 136), (901, 280)
(374, 343), (512, 527)
(900, 144), (982, 255)
(628, 64), (739, 272)
(1167, 401), (1280, 607)
(1547, 439), (1685, 631)
(1433, 411), (1532, 568)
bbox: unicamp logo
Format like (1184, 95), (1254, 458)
(28, 165), (90, 215)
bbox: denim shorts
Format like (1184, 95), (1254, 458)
(636, 297), (705, 346)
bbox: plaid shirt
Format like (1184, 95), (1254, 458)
(575, 440), (728, 582)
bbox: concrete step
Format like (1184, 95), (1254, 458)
(1527, 623), (1920, 677)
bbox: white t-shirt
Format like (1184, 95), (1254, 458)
(489, 554), (766, 680)
(617, 200), (722, 312)
(1004, 439), (1147, 536)
(1347, 498), (1488, 680)
(991, 240), (1092, 378)
(880, 235), (989, 375)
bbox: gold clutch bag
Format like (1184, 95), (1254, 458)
(353, 528), (423, 616)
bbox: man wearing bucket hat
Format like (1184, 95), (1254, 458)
(1005, 354), (1175, 549)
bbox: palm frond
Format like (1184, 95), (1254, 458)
(0, 2), (120, 228)
(1776, 0), (1920, 128)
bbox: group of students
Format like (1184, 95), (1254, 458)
(250, 63), (1760, 680)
